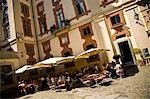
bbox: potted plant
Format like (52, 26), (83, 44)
(132, 48), (144, 66)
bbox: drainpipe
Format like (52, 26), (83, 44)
(31, 0), (40, 61)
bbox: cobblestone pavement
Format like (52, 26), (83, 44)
(18, 65), (150, 99)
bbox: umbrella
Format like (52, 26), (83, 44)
(29, 64), (52, 69)
(37, 57), (66, 65)
(15, 65), (32, 74)
(75, 48), (110, 59)
(56, 56), (75, 64)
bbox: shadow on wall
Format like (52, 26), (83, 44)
(123, 64), (139, 77)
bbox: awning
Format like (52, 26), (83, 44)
(15, 65), (32, 74)
(37, 57), (67, 65)
(56, 56), (75, 64)
(32, 64), (52, 69)
(75, 48), (110, 59)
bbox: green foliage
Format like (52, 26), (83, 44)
(132, 48), (141, 54)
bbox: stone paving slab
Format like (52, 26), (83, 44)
(18, 66), (150, 99)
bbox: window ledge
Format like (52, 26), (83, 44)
(39, 30), (49, 37)
(24, 35), (33, 38)
(111, 22), (125, 29)
(51, 25), (70, 35)
(70, 10), (91, 21)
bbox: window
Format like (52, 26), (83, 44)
(25, 43), (34, 55)
(38, 15), (47, 34)
(3, 14), (8, 24)
(4, 26), (10, 39)
(27, 60), (36, 65)
(100, 0), (117, 7)
(52, 0), (60, 6)
(80, 23), (93, 38)
(108, 11), (125, 28)
(20, 3), (29, 16)
(0, 65), (13, 86)
(86, 44), (95, 50)
(63, 51), (72, 57)
(73, 0), (87, 16)
(3, 5), (9, 26)
(110, 14), (121, 25)
(53, 0), (58, 2)
(83, 26), (91, 35)
(61, 36), (69, 44)
(36, 1), (44, 15)
(55, 8), (65, 28)
(42, 40), (51, 53)
(22, 18), (32, 37)
(59, 33), (70, 46)
(143, 48), (150, 57)
(3, 7), (8, 17)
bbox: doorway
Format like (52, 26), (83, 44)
(118, 41), (134, 65)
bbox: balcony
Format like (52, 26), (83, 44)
(50, 20), (70, 35)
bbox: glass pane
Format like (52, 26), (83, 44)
(76, 0), (85, 15)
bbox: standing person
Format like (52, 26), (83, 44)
(64, 72), (72, 91)
(94, 65), (99, 74)
(41, 77), (49, 90)
(115, 63), (124, 78)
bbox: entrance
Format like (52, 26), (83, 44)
(118, 41), (134, 65)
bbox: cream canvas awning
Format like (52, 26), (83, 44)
(56, 56), (75, 64)
(75, 48), (110, 59)
(15, 65), (32, 74)
(36, 57), (67, 65)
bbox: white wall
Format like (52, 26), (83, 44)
(124, 6), (150, 56)
(69, 28), (84, 55)
(50, 37), (62, 57)
(96, 19), (114, 62)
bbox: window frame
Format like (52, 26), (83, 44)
(86, 44), (95, 50)
(72, 0), (87, 18)
(107, 11), (125, 29)
(53, 4), (65, 29)
(58, 32), (70, 46)
(61, 36), (69, 44)
(20, 3), (29, 17)
(110, 14), (121, 25)
(100, 0), (118, 7)
(36, 1), (44, 15)
(25, 43), (35, 55)
(52, 0), (61, 6)
(4, 26), (10, 39)
(22, 17), (33, 37)
(79, 23), (93, 39)
(38, 14), (48, 35)
(63, 51), (72, 57)
(42, 40), (51, 53)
